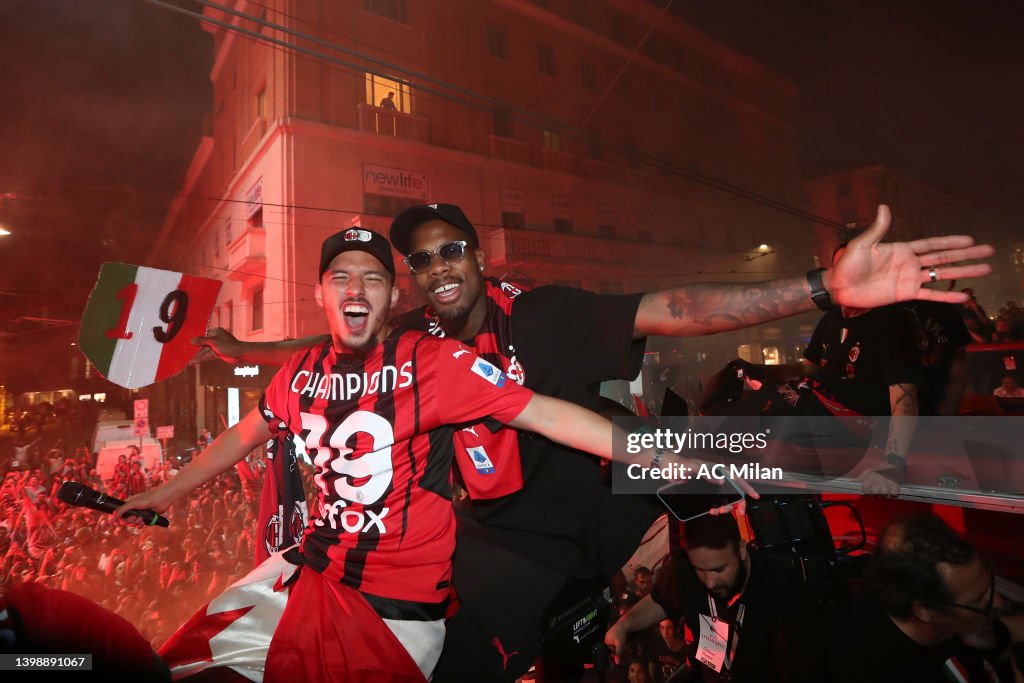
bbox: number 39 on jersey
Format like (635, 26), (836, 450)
(79, 262), (222, 389)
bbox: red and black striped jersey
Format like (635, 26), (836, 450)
(259, 328), (532, 603)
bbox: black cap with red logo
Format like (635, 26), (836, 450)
(319, 228), (395, 279)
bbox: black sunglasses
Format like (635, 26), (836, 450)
(403, 240), (469, 274)
(934, 568), (997, 618)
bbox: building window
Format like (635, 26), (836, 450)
(365, 74), (412, 113)
(501, 212), (525, 230)
(249, 208), (263, 229)
(537, 43), (555, 76)
(487, 23), (508, 59)
(213, 229), (220, 258)
(598, 224), (615, 239)
(364, 193), (420, 220)
(224, 219), (232, 245)
(363, 0), (408, 23)
(256, 86), (266, 118)
(554, 218), (573, 234)
(581, 60), (596, 91)
(251, 287), (264, 332)
(223, 300), (233, 333)
(543, 130), (561, 151)
(493, 108), (514, 137)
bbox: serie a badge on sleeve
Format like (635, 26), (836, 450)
(78, 262), (222, 389)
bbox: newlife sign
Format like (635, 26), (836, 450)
(362, 163), (430, 201)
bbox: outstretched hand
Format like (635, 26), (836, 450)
(829, 205), (993, 308)
(192, 327), (243, 364)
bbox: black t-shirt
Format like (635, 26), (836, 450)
(648, 631), (688, 682)
(395, 286), (661, 576)
(649, 552), (824, 683)
(825, 596), (1011, 682)
(902, 301), (972, 416)
(804, 305), (922, 415)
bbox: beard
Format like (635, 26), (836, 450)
(710, 559), (748, 602)
(435, 300), (474, 331)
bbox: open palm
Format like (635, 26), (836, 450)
(830, 205), (993, 308)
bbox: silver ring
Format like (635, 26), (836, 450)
(928, 268), (938, 282)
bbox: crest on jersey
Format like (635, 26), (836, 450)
(500, 282), (523, 298)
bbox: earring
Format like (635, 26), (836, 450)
(479, 265), (484, 271)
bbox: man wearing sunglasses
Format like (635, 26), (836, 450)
(826, 514), (1021, 682)
(196, 202), (992, 681)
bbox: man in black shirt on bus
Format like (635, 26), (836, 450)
(198, 203), (991, 680)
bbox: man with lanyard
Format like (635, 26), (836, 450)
(196, 202), (991, 681)
(605, 512), (823, 682)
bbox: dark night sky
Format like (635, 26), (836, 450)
(0, 0), (1021, 330)
(674, 0), (1024, 197)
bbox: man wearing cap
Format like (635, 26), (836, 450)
(119, 228), (669, 681)
(196, 203), (992, 681)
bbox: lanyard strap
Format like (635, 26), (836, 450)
(707, 595), (747, 673)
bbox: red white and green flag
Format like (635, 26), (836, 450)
(79, 263), (222, 389)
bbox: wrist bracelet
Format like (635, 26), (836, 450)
(807, 268), (835, 311)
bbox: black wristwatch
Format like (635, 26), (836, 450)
(883, 452), (908, 470)
(806, 268), (835, 311)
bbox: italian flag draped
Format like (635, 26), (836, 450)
(79, 262), (222, 389)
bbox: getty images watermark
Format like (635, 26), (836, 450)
(611, 414), (1024, 500)
(623, 426), (780, 482)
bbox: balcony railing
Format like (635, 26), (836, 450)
(357, 103), (429, 143)
(488, 134), (530, 165)
(583, 158), (621, 183)
(226, 228), (266, 280)
(541, 147), (579, 175)
(483, 226), (688, 271)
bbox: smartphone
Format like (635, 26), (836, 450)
(656, 476), (746, 523)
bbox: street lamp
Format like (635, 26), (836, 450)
(0, 226), (10, 236)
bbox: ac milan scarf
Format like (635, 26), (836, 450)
(255, 433), (308, 564)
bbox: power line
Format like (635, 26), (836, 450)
(580, 0), (677, 129)
(139, 0), (853, 233)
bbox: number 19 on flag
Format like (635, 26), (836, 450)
(79, 263), (222, 389)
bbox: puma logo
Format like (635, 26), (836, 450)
(452, 348), (471, 359)
(491, 637), (519, 670)
(462, 425), (479, 437)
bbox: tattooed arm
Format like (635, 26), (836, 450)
(859, 383), (918, 496)
(885, 383), (919, 458)
(633, 204), (995, 339)
(633, 275), (818, 338)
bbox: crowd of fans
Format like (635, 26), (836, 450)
(960, 292), (1024, 344)
(0, 417), (304, 649)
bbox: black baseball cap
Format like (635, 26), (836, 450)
(318, 228), (395, 279)
(389, 203), (479, 255)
